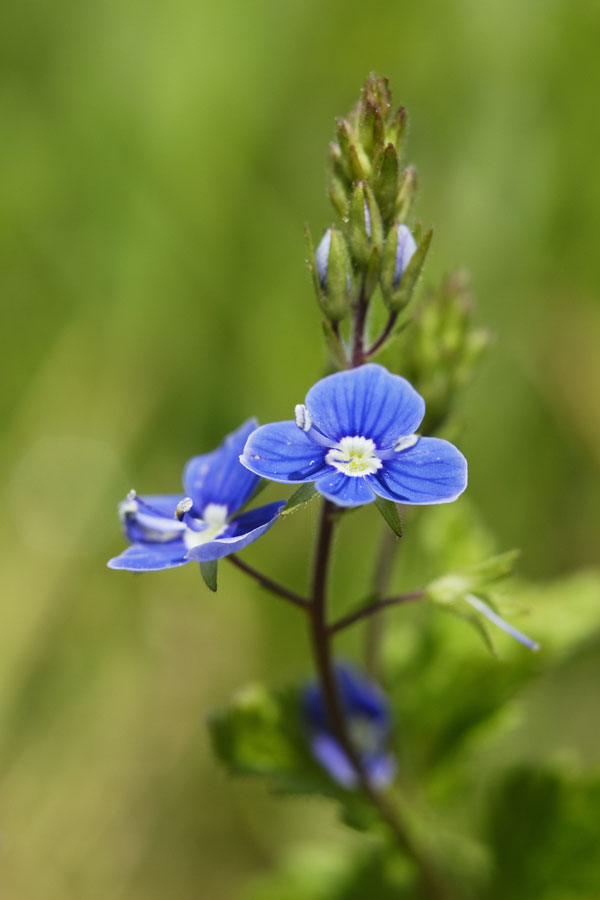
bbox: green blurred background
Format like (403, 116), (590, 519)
(1, 0), (599, 896)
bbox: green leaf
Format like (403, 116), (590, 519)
(484, 767), (600, 899)
(209, 682), (374, 828)
(374, 495), (403, 538)
(199, 560), (218, 592)
(280, 482), (319, 517)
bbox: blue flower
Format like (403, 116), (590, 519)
(304, 664), (396, 789)
(240, 364), (467, 508)
(107, 419), (284, 572)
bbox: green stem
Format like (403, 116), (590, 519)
(329, 588), (425, 636)
(307, 501), (452, 899)
(227, 555), (309, 609)
(365, 526), (399, 677)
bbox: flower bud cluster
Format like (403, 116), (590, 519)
(307, 74), (431, 329)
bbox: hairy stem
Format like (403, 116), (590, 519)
(307, 501), (451, 898)
(227, 555), (309, 609)
(351, 278), (368, 367)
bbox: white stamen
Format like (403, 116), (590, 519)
(119, 495), (138, 519)
(325, 436), (383, 477)
(295, 403), (312, 432)
(394, 434), (419, 453)
(184, 503), (229, 550)
(175, 497), (194, 520)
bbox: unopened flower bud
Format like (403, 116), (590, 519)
(395, 166), (418, 222)
(348, 183), (383, 267)
(380, 225), (432, 313)
(380, 224), (417, 303)
(308, 226), (353, 323)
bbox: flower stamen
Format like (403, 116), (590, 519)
(325, 436), (383, 477)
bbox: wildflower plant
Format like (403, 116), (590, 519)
(107, 76), (600, 898)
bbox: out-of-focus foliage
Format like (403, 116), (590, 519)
(1, 0), (599, 897)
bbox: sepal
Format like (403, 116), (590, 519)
(306, 226), (353, 323)
(374, 142), (399, 226)
(199, 559), (218, 592)
(395, 165), (419, 221)
(348, 182), (383, 267)
(280, 482), (319, 517)
(374, 495), (403, 538)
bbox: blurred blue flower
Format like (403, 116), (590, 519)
(304, 664), (396, 789)
(240, 364), (467, 508)
(108, 419), (284, 572)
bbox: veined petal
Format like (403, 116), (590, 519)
(184, 500), (285, 562)
(240, 422), (330, 483)
(107, 539), (189, 571)
(367, 437), (467, 505)
(315, 471), (375, 507)
(183, 419), (259, 517)
(305, 364), (425, 446)
(122, 493), (187, 543)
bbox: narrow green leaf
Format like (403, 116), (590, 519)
(280, 482), (318, 517)
(199, 560), (218, 592)
(374, 495), (403, 537)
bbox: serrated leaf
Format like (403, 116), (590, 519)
(374, 495), (403, 538)
(280, 482), (319, 517)
(199, 560), (218, 592)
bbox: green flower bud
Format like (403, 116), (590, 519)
(375, 143), (399, 226)
(381, 226), (432, 312)
(396, 166), (418, 222)
(348, 182), (383, 267)
(307, 226), (353, 323)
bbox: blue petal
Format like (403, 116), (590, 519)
(315, 472), (375, 507)
(107, 539), (189, 571)
(336, 665), (390, 727)
(464, 594), (540, 651)
(311, 734), (357, 788)
(122, 494), (187, 543)
(304, 664), (389, 731)
(184, 501), (285, 562)
(240, 422), (330, 483)
(367, 437), (467, 504)
(305, 364), (425, 446)
(133, 494), (185, 517)
(183, 419), (259, 517)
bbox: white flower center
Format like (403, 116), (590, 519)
(325, 436), (383, 477)
(184, 503), (229, 549)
